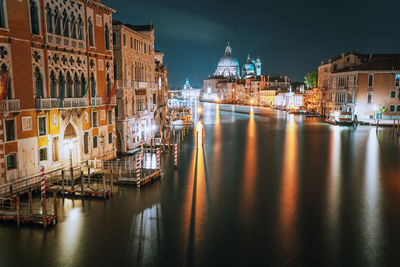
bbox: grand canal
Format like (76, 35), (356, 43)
(1, 102), (400, 266)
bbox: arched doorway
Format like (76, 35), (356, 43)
(63, 123), (80, 167)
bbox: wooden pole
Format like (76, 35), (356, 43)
(70, 167), (74, 190)
(102, 173), (106, 199)
(28, 189), (33, 213)
(16, 196), (20, 227)
(118, 168), (121, 183)
(110, 170), (113, 196)
(61, 170), (65, 196)
(42, 195), (47, 229)
(9, 186), (13, 212)
(53, 192), (58, 223)
(88, 167), (91, 187)
(80, 171), (84, 198)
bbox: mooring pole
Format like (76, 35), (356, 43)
(9, 186), (14, 212)
(61, 170), (65, 196)
(53, 192), (58, 223)
(28, 189), (33, 213)
(42, 195), (47, 229)
(80, 171), (84, 198)
(16, 196), (20, 227)
(110, 170), (113, 196)
(102, 173), (106, 199)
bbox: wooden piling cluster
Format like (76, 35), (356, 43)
(0, 191), (58, 228)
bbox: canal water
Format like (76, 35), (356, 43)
(1, 102), (400, 266)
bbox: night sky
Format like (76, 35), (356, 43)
(103, 0), (400, 88)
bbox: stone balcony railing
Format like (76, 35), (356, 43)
(63, 98), (89, 108)
(36, 98), (60, 109)
(2, 99), (20, 113)
(91, 97), (102, 107)
(47, 33), (85, 51)
(108, 96), (117, 106)
(116, 80), (157, 90)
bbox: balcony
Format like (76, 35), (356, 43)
(91, 97), (102, 107)
(36, 98), (60, 109)
(63, 98), (89, 108)
(108, 96), (117, 106)
(2, 99), (20, 113)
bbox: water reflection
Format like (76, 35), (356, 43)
(279, 115), (298, 255)
(362, 129), (382, 264)
(59, 200), (83, 265)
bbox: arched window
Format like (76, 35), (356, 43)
(88, 18), (94, 46)
(368, 74), (374, 88)
(29, 0), (40, 35)
(1, 64), (11, 99)
(66, 72), (72, 97)
(70, 13), (76, 39)
(0, 0), (6, 28)
(58, 72), (65, 99)
(35, 67), (44, 98)
(81, 74), (86, 96)
(131, 64), (133, 81)
(113, 58), (117, 79)
(124, 62), (127, 81)
(90, 72), (96, 97)
(106, 74), (111, 97)
(54, 7), (61, 35)
(105, 23), (110, 50)
(74, 73), (80, 97)
(62, 10), (69, 37)
(78, 15), (84, 40)
(50, 71), (57, 98)
(45, 4), (53, 33)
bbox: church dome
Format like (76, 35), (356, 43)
(242, 55), (256, 78)
(214, 43), (240, 78)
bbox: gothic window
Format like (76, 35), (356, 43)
(62, 10), (69, 37)
(58, 72), (65, 99)
(29, 0), (39, 35)
(45, 4), (52, 33)
(105, 23), (110, 50)
(0, 0), (6, 28)
(90, 72), (96, 97)
(39, 147), (47, 161)
(113, 58), (117, 78)
(88, 18), (94, 46)
(368, 74), (374, 88)
(35, 67), (44, 98)
(54, 7), (61, 35)
(74, 73), (80, 97)
(66, 72), (72, 98)
(1, 64), (11, 99)
(50, 71), (57, 98)
(106, 74), (111, 97)
(78, 15), (84, 40)
(70, 13), (76, 39)
(81, 74), (86, 96)
(6, 154), (16, 170)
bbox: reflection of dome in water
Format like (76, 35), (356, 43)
(214, 43), (240, 78)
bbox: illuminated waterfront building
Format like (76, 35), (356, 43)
(317, 53), (400, 121)
(112, 20), (167, 154)
(0, 0), (116, 184)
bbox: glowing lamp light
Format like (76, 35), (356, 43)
(250, 99), (254, 105)
(197, 106), (203, 114)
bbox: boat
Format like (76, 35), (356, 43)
(325, 111), (354, 125)
(169, 107), (192, 126)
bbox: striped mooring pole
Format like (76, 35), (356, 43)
(140, 139), (144, 162)
(40, 165), (45, 196)
(174, 143), (178, 169)
(156, 148), (161, 169)
(136, 156), (141, 189)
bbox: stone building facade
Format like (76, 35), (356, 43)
(0, 0), (116, 184)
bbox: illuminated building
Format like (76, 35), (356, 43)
(181, 78), (201, 100)
(317, 53), (400, 121)
(0, 0), (116, 184)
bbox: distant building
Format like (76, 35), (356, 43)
(181, 78), (201, 100)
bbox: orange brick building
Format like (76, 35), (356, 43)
(0, 0), (116, 185)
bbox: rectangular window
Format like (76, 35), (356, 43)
(112, 32), (116, 45)
(396, 74), (400, 87)
(5, 119), (15, 141)
(390, 105), (395, 112)
(123, 34), (126, 46)
(367, 92), (373, 104)
(130, 37), (133, 48)
(108, 110), (112, 125)
(397, 105), (400, 112)
(108, 132), (112, 144)
(93, 136), (98, 148)
(6, 154), (16, 170)
(39, 147), (47, 161)
(153, 93), (156, 105)
(390, 91), (396, 98)
(38, 117), (47, 136)
(92, 111), (98, 127)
